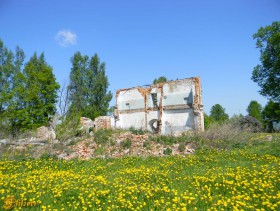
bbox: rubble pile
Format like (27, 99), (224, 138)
(0, 117), (196, 160)
(56, 131), (195, 160)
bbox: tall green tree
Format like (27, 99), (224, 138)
(21, 53), (60, 129)
(209, 104), (229, 123)
(246, 100), (263, 122)
(262, 100), (280, 131)
(153, 76), (167, 84)
(0, 40), (25, 134)
(6, 53), (60, 131)
(0, 39), (14, 115)
(68, 52), (112, 119)
(5, 47), (26, 133)
(252, 21), (280, 102)
(1, 39), (60, 134)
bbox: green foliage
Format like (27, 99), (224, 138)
(247, 100), (263, 123)
(143, 140), (151, 149)
(18, 53), (60, 129)
(1, 147), (280, 210)
(178, 142), (186, 152)
(204, 113), (214, 129)
(94, 147), (105, 156)
(68, 52), (112, 120)
(39, 153), (58, 160)
(195, 121), (254, 150)
(94, 129), (114, 145)
(262, 100), (280, 131)
(209, 104), (229, 123)
(129, 127), (145, 135)
(121, 139), (132, 149)
(56, 113), (82, 141)
(149, 135), (177, 145)
(0, 40), (25, 135)
(153, 76), (167, 84)
(0, 39), (59, 135)
(252, 21), (280, 101)
(163, 147), (172, 155)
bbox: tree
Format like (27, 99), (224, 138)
(0, 39), (25, 135)
(262, 100), (280, 131)
(246, 100), (263, 122)
(58, 80), (70, 119)
(153, 76), (167, 84)
(204, 113), (214, 129)
(5, 47), (26, 134)
(252, 21), (280, 102)
(0, 39), (14, 115)
(1, 39), (59, 134)
(8, 53), (60, 131)
(68, 52), (112, 120)
(209, 104), (229, 122)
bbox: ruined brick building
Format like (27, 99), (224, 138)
(114, 77), (204, 135)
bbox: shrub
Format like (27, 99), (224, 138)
(56, 114), (82, 141)
(39, 153), (58, 160)
(239, 116), (263, 132)
(149, 135), (177, 145)
(67, 140), (78, 146)
(192, 120), (261, 151)
(143, 141), (151, 149)
(94, 129), (113, 145)
(121, 139), (132, 149)
(163, 148), (172, 155)
(129, 127), (145, 135)
(94, 147), (105, 156)
(178, 143), (186, 152)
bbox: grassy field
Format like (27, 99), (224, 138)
(0, 136), (280, 211)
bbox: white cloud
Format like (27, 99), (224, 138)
(55, 30), (77, 47)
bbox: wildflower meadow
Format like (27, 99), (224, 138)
(0, 138), (280, 211)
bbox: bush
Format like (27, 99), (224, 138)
(56, 114), (82, 141)
(121, 139), (132, 149)
(143, 141), (151, 149)
(94, 129), (113, 145)
(178, 143), (186, 152)
(163, 148), (172, 155)
(239, 116), (263, 132)
(40, 153), (58, 160)
(190, 120), (257, 151)
(149, 135), (177, 145)
(129, 127), (145, 135)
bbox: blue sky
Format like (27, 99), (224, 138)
(0, 0), (279, 116)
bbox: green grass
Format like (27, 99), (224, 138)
(0, 139), (279, 210)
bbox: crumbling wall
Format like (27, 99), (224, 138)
(94, 116), (112, 131)
(115, 77), (204, 134)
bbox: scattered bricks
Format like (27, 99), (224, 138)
(55, 130), (195, 160)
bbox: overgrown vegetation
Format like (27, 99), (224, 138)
(67, 52), (112, 120)
(55, 114), (82, 141)
(0, 140), (279, 210)
(120, 139), (132, 149)
(93, 129), (114, 145)
(128, 127), (145, 135)
(0, 39), (60, 135)
(163, 147), (172, 155)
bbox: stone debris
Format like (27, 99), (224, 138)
(94, 116), (112, 131)
(266, 135), (273, 141)
(55, 131), (195, 160)
(80, 117), (95, 133)
(37, 126), (56, 141)
(1, 126), (195, 160)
